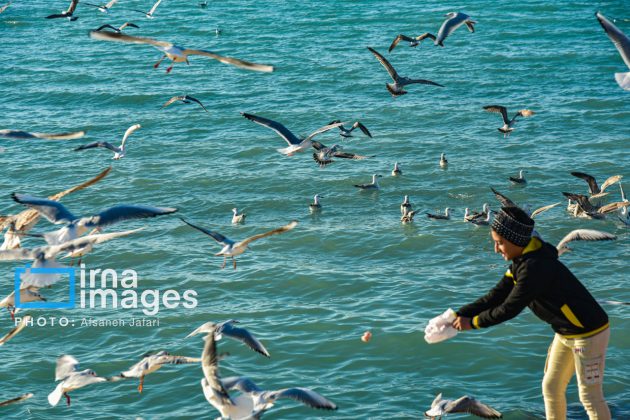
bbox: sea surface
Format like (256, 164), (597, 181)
(1, 1), (629, 419)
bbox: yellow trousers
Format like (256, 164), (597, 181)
(542, 327), (611, 420)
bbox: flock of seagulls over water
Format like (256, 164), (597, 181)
(0, 3), (629, 418)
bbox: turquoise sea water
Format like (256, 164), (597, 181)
(1, 1), (629, 418)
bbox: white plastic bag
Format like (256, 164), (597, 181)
(424, 308), (458, 344)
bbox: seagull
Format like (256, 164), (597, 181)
(89, 30), (274, 73)
(241, 113), (343, 156)
(0, 288), (46, 320)
(354, 174), (382, 191)
(0, 315), (31, 346)
(401, 208), (417, 223)
(179, 218), (298, 269)
(490, 187), (560, 219)
(48, 355), (107, 407)
(11, 193), (175, 245)
(108, 351), (201, 393)
(439, 153), (448, 168)
(94, 22), (139, 33)
(309, 194), (323, 212)
(162, 95), (209, 113)
(392, 162), (402, 176)
(595, 12), (630, 90)
(0, 393), (34, 407)
(483, 106), (535, 138)
(327, 120), (372, 138)
(199, 1), (208, 9)
(46, 0), (79, 20)
(464, 204), (490, 222)
(424, 393), (502, 419)
(434, 12), (477, 47)
(562, 192), (630, 219)
(556, 229), (616, 256)
(388, 33), (436, 52)
(0, 2), (12, 14)
(83, 0), (118, 13)
(74, 123), (141, 159)
(132, 0), (162, 18)
(570, 172), (622, 199)
(367, 47), (444, 97)
(231, 208), (246, 224)
(618, 184), (629, 225)
(427, 208), (451, 220)
(469, 212), (491, 226)
(0, 129), (86, 140)
(509, 170), (527, 185)
(311, 141), (372, 167)
(401, 195), (413, 216)
(187, 319), (270, 358)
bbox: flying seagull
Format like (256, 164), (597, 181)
(162, 95), (209, 113)
(562, 192), (630, 219)
(74, 124), (141, 159)
(94, 22), (139, 33)
(509, 170), (526, 185)
(179, 218), (298, 269)
(108, 351), (201, 393)
(46, 0), (79, 20)
(187, 319), (270, 358)
(48, 355), (107, 407)
(0, 129), (86, 140)
(388, 33), (436, 52)
(434, 12), (477, 47)
(424, 393), (502, 419)
(11, 193), (176, 245)
(354, 174), (382, 191)
(570, 172), (622, 198)
(241, 113), (343, 156)
(327, 120), (372, 138)
(311, 141), (372, 167)
(556, 229), (616, 256)
(0, 315), (32, 346)
(483, 105), (534, 138)
(89, 30), (274, 73)
(595, 12), (630, 90)
(83, 0), (118, 13)
(490, 187), (560, 219)
(0, 393), (34, 407)
(132, 0), (163, 18)
(367, 47), (444, 97)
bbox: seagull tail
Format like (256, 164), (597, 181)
(48, 383), (64, 407)
(614, 72), (630, 90)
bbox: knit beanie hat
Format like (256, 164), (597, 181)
(491, 206), (535, 247)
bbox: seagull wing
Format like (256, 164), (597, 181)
(222, 376), (263, 393)
(179, 218), (233, 246)
(48, 167), (112, 201)
(88, 205), (177, 228)
(55, 355), (80, 381)
(367, 47), (399, 82)
(105, 0), (118, 9)
(184, 49), (274, 72)
(31, 130), (86, 140)
(305, 121), (344, 142)
(238, 220), (298, 248)
(264, 388), (338, 410)
(556, 229), (616, 253)
(406, 78), (445, 87)
(94, 24), (118, 31)
(354, 121), (372, 137)
(490, 187), (517, 207)
(11, 193), (77, 224)
(162, 95), (184, 109)
(484, 105), (509, 125)
(596, 12), (630, 69)
(148, 0), (163, 15)
(311, 140), (326, 151)
(120, 123), (142, 149)
(417, 32), (436, 41)
(0, 315), (31, 347)
(119, 22), (139, 30)
(388, 34), (414, 52)
(89, 30), (173, 48)
(183, 95), (210, 113)
(332, 151), (371, 160)
(0, 393), (34, 408)
(43, 229), (143, 260)
(219, 321), (270, 357)
(241, 113), (301, 145)
(0, 248), (37, 261)
(200, 328), (233, 406)
(67, 0), (79, 14)
(74, 141), (119, 152)
(598, 201), (630, 214)
(600, 175), (623, 192)
(153, 354), (202, 366)
(571, 171), (600, 194)
(530, 202), (561, 218)
(445, 396), (502, 418)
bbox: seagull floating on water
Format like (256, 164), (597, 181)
(311, 141), (372, 167)
(231, 208), (246, 224)
(354, 174), (382, 191)
(74, 123), (141, 159)
(89, 31), (274, 73)
(556, 229), (616, 256)
(0, 129), (86, 140)
(483, 105), (534, 138)
(309, 194), (323, 212)
(132, 0), (163, 18)
(367, 47), (444, 97)
(439, 153), (448, 168)
(427, 208), (451, 220)
(162, 95), (209, 113)
(434, 12), (477, 47)
(46, 0), (79, 20)
(401, 208), (417, 223)
(241, 113), (342, 156)
(595, 11), (630, 90)
(180, 218), (298, 269)
(464, 204), (490, 222)
(388, 33), (436, 52)
(424, 393), (502, 419)
(392, 162), (402, 176)
(509, 170), (527, 185)
(400, 195), (412, 215)
(48, 355), (107, 407)
(328, 120), (372, 138)
(94, 22), (139, 33)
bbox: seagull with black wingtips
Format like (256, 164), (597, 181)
(570, 171), (622, 199)
(83, 0), (117, 13)
(94, 22), (139, 33)
(354, 174), (382, 191)
(311, 141), (372, 167)
(595, 11), (630, 90)
(162, 95), (209, 113)
(483, 105), (534, 138)
(328, 120), (372, 139)
(46, 0), (79, 20)
(132, 0), (162, 18)
(427, 208), (451, 220)
(434, 12), (477, 47)
(388, 33), (436, 52)
(74, 123), (141, 159)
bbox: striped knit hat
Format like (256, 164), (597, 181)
(491, 206), (535, 247)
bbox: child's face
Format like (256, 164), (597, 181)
(491, 230), (524, 261)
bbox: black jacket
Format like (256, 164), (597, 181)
(457, 237), (608, 337)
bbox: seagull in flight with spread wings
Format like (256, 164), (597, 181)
(311, 141), (372, 167)
(74, 123), (141, 159)
(46, 0), (79, 20)
(483, 105), (535, 138)
(132, 0), (163, 18)
(424, 393), (501, 419)
(596, 11), (630, 90)
(162, 95), (209, 113)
